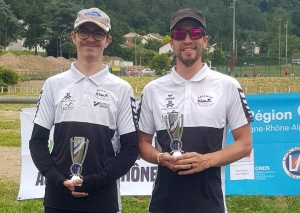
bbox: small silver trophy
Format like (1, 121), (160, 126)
(164, 112), (184, 156)
(69, 137), (89, 186)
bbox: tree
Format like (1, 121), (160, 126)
(0, 0), (21, 49)
(64, 35), (76, 58)
(1, 0), (300, 64)
(0, 66), (19, 85)
(104, 9), (130, 57)
(22, 0), (47, 55)
(287, 35), (300, 57)
(43, 0), (83, 57)
(3, 0), (27, 19)
(150, 53), (170, 76)
(162, 35), (171, 44)
(144, 39), (163, 52)
(142, 49), (157, 66)
(212, 47), (226, 66)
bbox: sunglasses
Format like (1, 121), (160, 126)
(171, 28), (205, 41)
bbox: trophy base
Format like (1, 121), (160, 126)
(172, 151), (182, 156)
(68, 175), (82, 186)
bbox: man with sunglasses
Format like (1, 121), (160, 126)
(138, 8), (253, 213)
(30, 8), (138, 213)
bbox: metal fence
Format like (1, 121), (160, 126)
(1, 85), (300, 95)
(1, 86), (42, 94)
(16, 71), (61, 81)
(215, 64), (300, 77)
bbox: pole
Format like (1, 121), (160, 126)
(60, 27), (70, 72)
(134, 36), (137, 71)
(285, 21), (288, 65)
(278, 19), (281, 76)
(232, 0), (236, 51)
(56, 36), (58, 58)
(230, 0), (236, 71)
(236, 38), (237, 58)
(59, 36), (62, 72)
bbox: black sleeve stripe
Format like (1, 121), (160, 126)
(238, 88), (254, 122)
(130, 97), (139, 131)
(137, 94), (143, 122)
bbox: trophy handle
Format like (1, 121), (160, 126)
(81, 139), (89, 165)
(165, 114), (174, 141)
(179, 113), (184, 140)
(70, 138), (74, 163)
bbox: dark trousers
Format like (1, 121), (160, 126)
(44, 206), (117, 213)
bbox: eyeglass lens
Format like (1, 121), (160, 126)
(77, 29), (106, 41)
(172, 28), (203, 41)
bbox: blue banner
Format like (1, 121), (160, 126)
(226, 93), (300, 195)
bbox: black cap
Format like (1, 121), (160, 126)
(170, 8), (206, 32)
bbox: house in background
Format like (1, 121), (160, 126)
(124, 32), (163, 45)
(123, 32), (148, 44)
(147, 33), (163, 40)
(159, 42), (172, 54)
(121, 40), (136, 48)
(6, 39), (46, 52)
(291, 53), (300, 64)
(6, 19), (46, 52)
(123, 32), (140, 42)
(142, 33), (163, 44)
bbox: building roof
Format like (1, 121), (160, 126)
(124, 32), (140, 38)
(146, 33), (163, 40)
(123, 41), (136, 48)
(291, 53), (300, 59)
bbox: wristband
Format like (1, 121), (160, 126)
(157, 153), (164, 166)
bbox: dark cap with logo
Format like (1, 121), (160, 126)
(170, 8), (206, 32)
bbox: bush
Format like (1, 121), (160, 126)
(0, 80), (8, 92)
(0, 67), (19, 85)
(0, 45), (4, 55)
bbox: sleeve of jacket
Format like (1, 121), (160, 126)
(29, 124), (69, 194)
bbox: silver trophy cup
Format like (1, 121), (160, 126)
(69, 137), (89, 186)
(164, 112), (184, 156)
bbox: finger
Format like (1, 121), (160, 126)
(163, 154), (177, 162)
(162, 161), (180, 172)
(178, 167), (195, 175)
(72, 192), (89, 197)
(63, 180), (75, 191)
(176, 152), (196, 161)
(173, 164), (190, 170)
(73, 180), (83, 186)
(63, 180), (73, 187)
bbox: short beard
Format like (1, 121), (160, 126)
(176, 51), (202, 67)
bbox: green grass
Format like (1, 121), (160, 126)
(0, 131), (21, 147)
(216, 64), (300, 77)
(0, 104), (36, 146)
(1, 90), (300, 212)
(1, 181), (300, 213)
(0, 181), (43, 213)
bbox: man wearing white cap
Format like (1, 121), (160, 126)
(30, 8), (138, 213)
